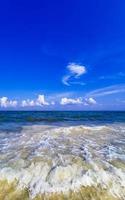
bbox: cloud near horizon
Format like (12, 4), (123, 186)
(0, 95), (50, 108)
(21, 95), (50, 107)
(85, 97), (97, 105)
(1, 84), (125, 109)
(62, 63), (87, 86)
(60, 97), (83, 105)
(60, 97), (97, 106)
(0, 94), (97, 108)
(0, 97), (18, 108)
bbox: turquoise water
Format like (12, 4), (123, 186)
(0, 111), (125, 199)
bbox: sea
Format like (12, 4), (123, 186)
(0, 111), (125, 200)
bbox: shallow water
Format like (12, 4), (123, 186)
(0, 111), (125, 199)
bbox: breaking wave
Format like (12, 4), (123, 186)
(0, 123), (125, 199)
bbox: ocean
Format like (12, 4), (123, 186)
(0, 111), (125, 200)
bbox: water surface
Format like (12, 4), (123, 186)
(0, 111), (125, 199)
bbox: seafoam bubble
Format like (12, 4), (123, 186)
(0, 123), (125, 199)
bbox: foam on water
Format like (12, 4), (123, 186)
(0, 123), (125, 199)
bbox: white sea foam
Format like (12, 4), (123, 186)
(0, 123), (125, 198)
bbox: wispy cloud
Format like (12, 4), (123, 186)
(86, 84), (125, 98)
(99, 72), (125, 80)
(62, 63), (87, 86)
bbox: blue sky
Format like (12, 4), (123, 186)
(0, 0), (125, 110)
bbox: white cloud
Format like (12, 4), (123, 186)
(21, 95), (49, 107)
(0, 94), (97, 109)
(62, 63), (87, 86)
(85, 97), (97, 105)
(29, 100), (35, 106)
(21, 100), (28, 107)
(21, 100), (35, 107)
(9, 100), (18, 107)
(0, 97), (18, 108)
(68, 63), (86, 77)
(60, 97), (83, 105)
(36, 95), (49, 106)
(0, 97), (8, 108)
(62, 75), (70, 86)
(60, 96), (97, 106)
